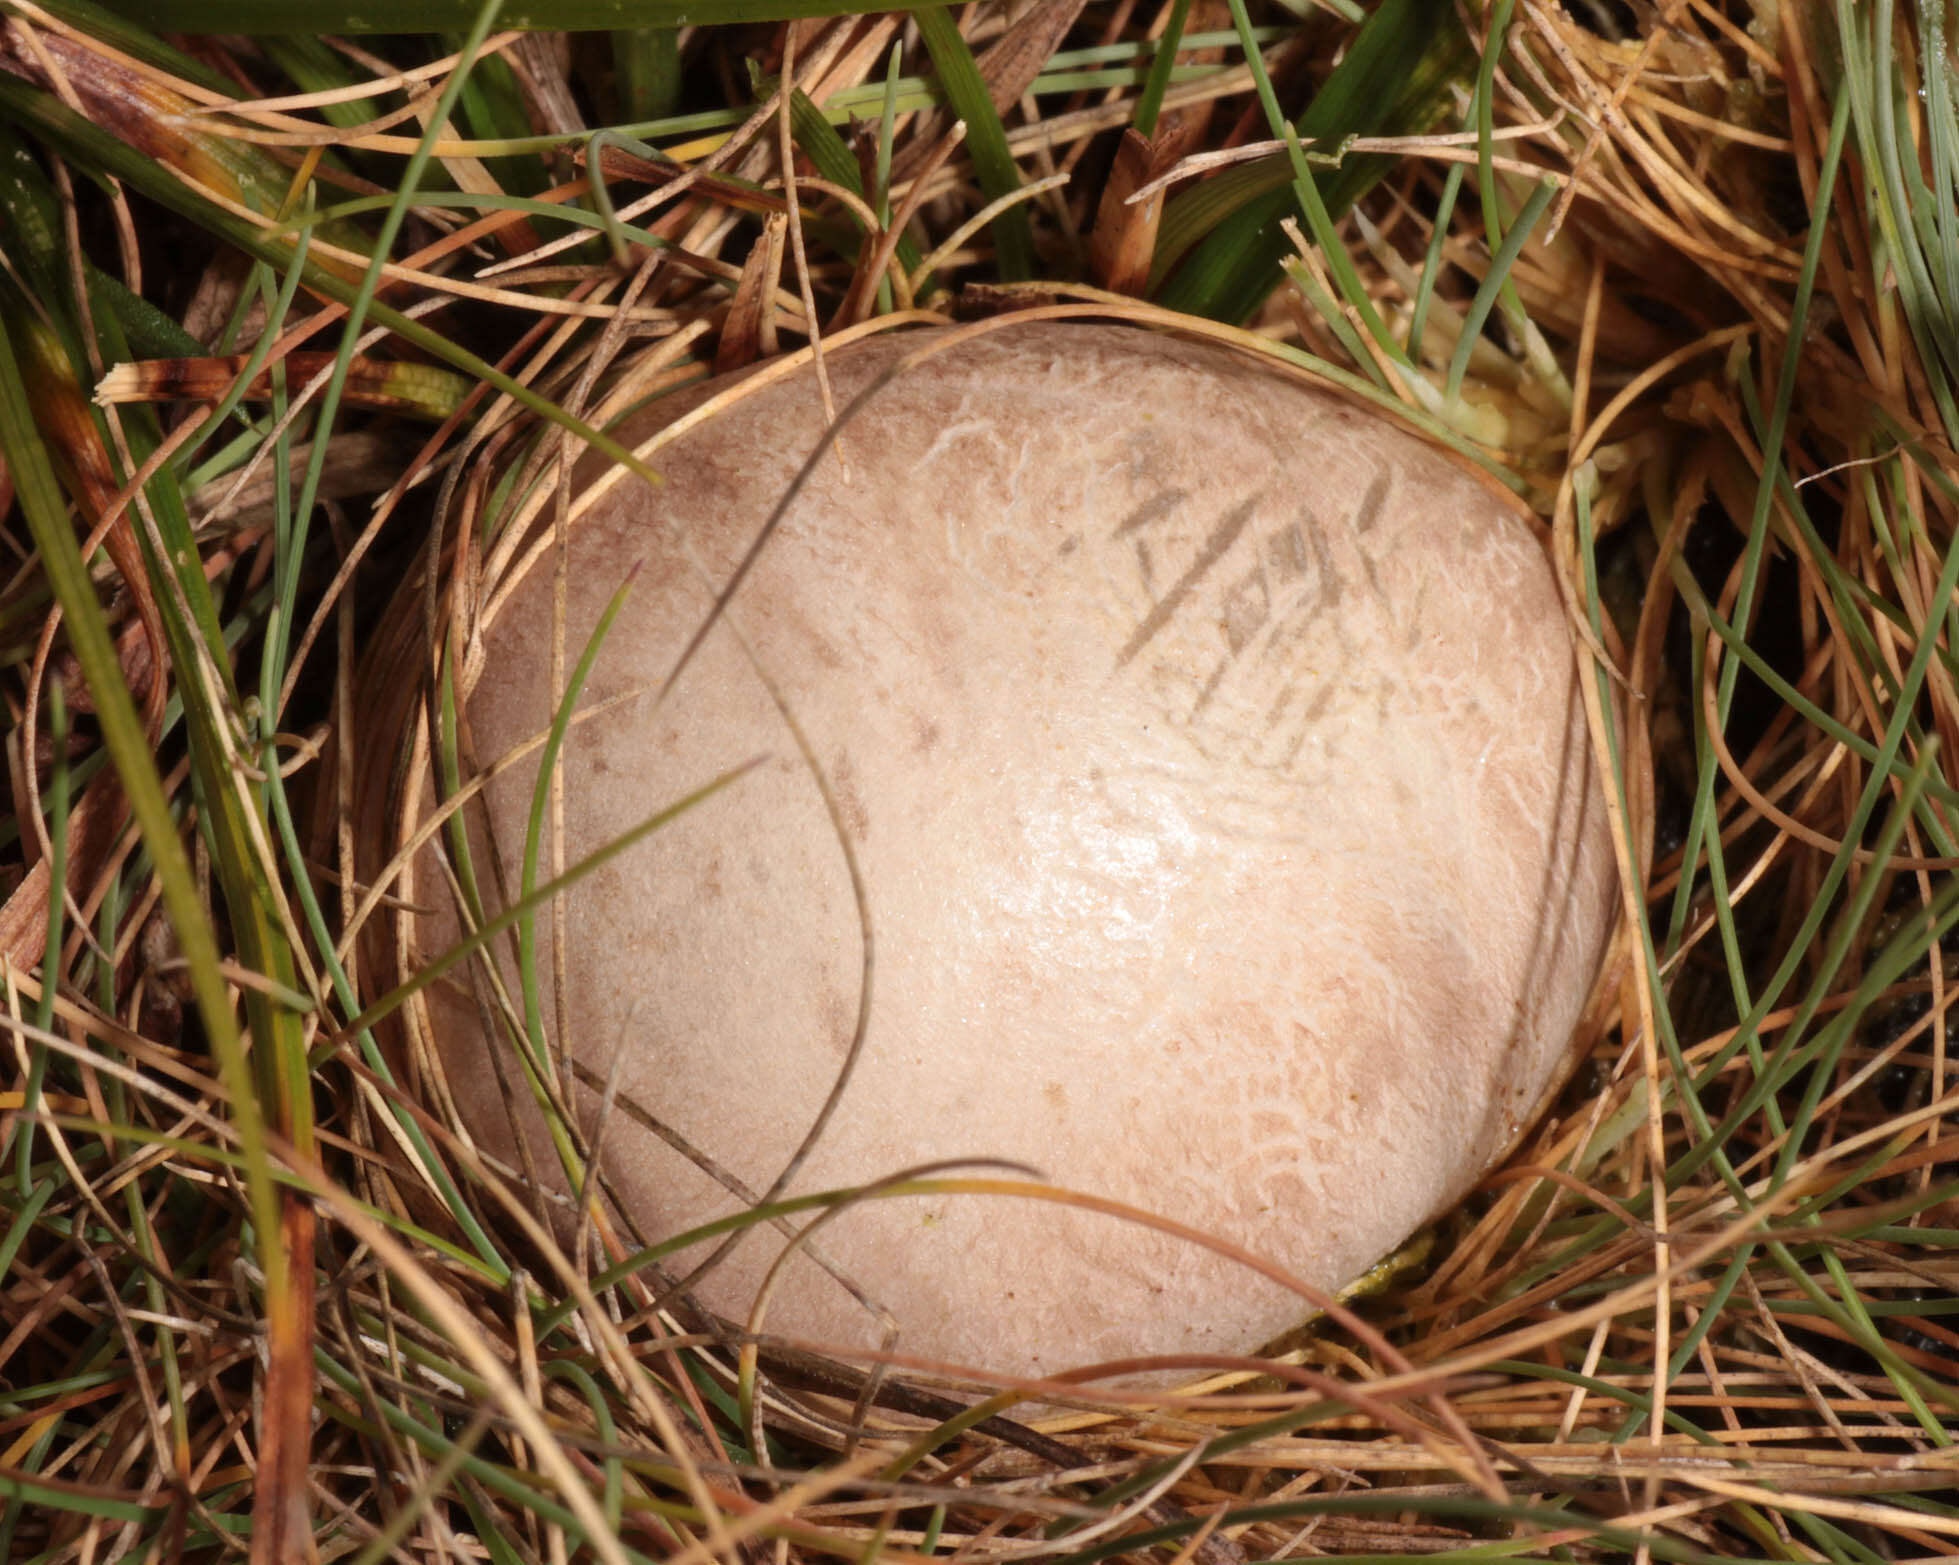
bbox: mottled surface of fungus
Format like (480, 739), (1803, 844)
(422, 323), (1618, 1380)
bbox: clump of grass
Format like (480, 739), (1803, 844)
(0, 1), (1954, 1562)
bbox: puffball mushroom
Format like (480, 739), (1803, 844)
(415, 321), (1617, 1381)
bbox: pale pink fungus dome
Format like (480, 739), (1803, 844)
(418, 323), (1618, 1381)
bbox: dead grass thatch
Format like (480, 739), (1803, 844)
(0, 1), (1955, 1561)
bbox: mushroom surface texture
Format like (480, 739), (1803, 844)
(416, 321), (1618, 1382)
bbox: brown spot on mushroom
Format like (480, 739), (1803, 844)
(820, 992), (855, 1061)
(829, 751), (870, 841)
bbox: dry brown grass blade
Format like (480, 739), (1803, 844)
(584, 139), (793, 220)
(0, 778), (126, 967)
(96, 352), (465, 420)
(717, 211), (789, 371)
(1087, 128), (1165, 294)
(14, 326), (167, 732)
(972, 0), (1092, 113)
(253, 1198), (318, 1565)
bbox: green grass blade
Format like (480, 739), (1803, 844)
(787, 87), (924, 275)
(612, 27), (681, 122)
(1133, 0), (1191, 140)
(914, 5), (1034, 282)
(34, 0), (238, 90)
(1152, 0), (1475, 320)
(516, 571), (637, 1091)
(0, 313), (280, 1283)
(1443, 176), (1554, 401)
(1662, 84), (1852, 955)
(341, 757), (764, 1040)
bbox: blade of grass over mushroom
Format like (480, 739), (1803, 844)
(516, 571), (636, 1103)
(338, 759), (765, 1041)
(1152, 0), (1474, 320)
(542, 1175), (1253, 1339)
(914, 5), (1033, 283)
(430, 647), (504, 995)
